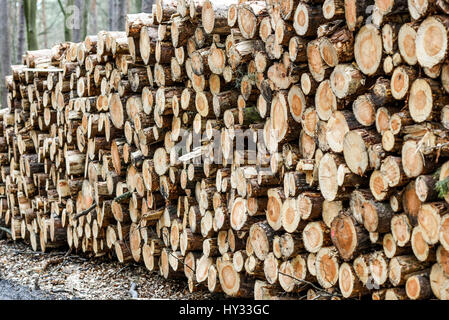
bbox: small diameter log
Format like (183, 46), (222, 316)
(369, 251), (389, 286)
(303, 221), (332, 253)
(402, 180), (423, 226)
(398, 22), (419, 66)
(319, 28), (354, 68)
(315, 246), (340, 289)
(411, 226), (435, 263)
(380, 156), (409, 188)
(297, 192), (323, 221)
(343, 129), (381, 176)
(237, 2), (267, 40)
(218, 260), (253, 298)
(339, 262), (370, 298)
(389, 255), (430, 286)
(406, 270), (432, 300)
(318, 153), (351, 201)
(391, 213), (413, 247)
(266, 188), (285, 231)
(307, 40), (331, 83)
(352, 94), (376, 127)
(280, 196), (302, 234)
(263, 252), (280, 285)
(326, 110), (362, 153)
(293, 3), (325, 37)
(315, 80), (340, 121)
(391, 65), (416, 100)
(440, 214), (449, 252)
(330, 64), (364, 99)
(384, 233), (411, 259)
(361, 199), (395, 233)
(201, 0), (233, 35)
(249, 221), (275, 261)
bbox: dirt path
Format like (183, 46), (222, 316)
(0, 240), (225, 300)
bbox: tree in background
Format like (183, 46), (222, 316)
(108, 0), (114, 30)
(0, 0), (12, 108)
(142, 0), (154, 13)
(89, 0), (97, 35)
(16, 0), (26, 63)
(58, 0), (74, 42)
(134, 0), (142, 13)
(23, 0), (38, 50)
(81, 0), (90, 40)
(118, 0), (126, 31)
(41, 0), (48, 48)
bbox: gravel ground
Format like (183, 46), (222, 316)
(0, 279), (60, 300)
(0, 240), (225, 300)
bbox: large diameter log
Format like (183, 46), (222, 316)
(418, 202), (448, 245)
(330, 212), (370, 261)
(409, 78), (449, 123)
(218, 260), (253, 297)
(237, 2), (267, 39)
(354, 24), (383, 76)
(201, 0), (234, 35)
(415, 16), (449, 68)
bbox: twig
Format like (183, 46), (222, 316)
(0, 226), (12, 235)
(73, 203), (97, 220)
(113, 192), (133, 203)
(277, 271), (346, 299)
(115, 265), (130, 275)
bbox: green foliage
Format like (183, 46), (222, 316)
(435, 176), (449, 199)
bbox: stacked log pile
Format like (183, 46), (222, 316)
(3, 0), (449, 300)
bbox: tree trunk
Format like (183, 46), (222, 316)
(142, 0), (154, 13)
(0, 0), (11, 109)
(23, 0), (38, 50)
(89, 0), (97, 35)
(73, 0), (83, 42)
(41, 0), (48, 49)
(118, 0), (127, 31)
(16, 0), (26, 64)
